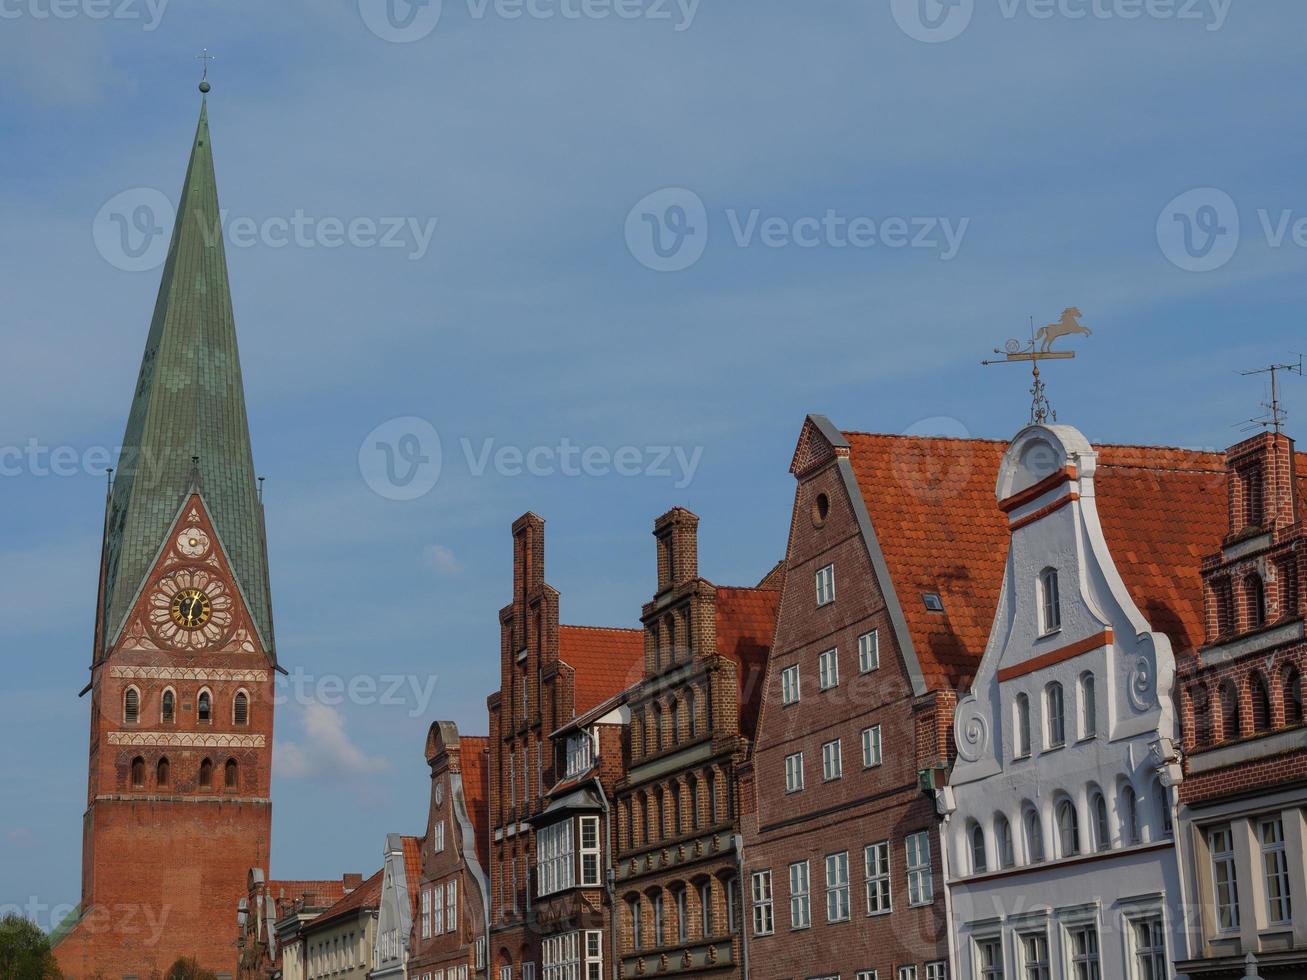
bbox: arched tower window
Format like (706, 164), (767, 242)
(198, 689), (212, 723)
(225, 758), (239, 789)
(123, 686), (140, 725)
(234, 690), (250, 727)
(1247, 574), (1267, 631)
(1251, 673), (1272, 733)
(161, 688), (176, 724)
(1189, 685), (1213, 749)
(199, 758), (213, 788)
(1283, 667), (1304, 727)
(1219, 681), (1240, 741)
(130, 756), (145, 787)
(157, 756), (170, 787)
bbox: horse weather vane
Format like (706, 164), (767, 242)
(983, 307), (1092, 424)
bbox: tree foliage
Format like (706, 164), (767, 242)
(0, 913), (62, 979)
(165, 956), (219, 980)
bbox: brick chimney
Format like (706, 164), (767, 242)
(1224, 431), (1297, 541)
(342, 872), (363, 891)
(654, 507), (699, 594)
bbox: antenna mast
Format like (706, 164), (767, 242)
(1239, 355), (1304, 435)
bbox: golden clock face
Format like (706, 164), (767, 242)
(170, 588), (212, 629)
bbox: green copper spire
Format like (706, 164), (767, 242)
(100, 94), (274, 656)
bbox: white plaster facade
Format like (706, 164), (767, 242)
(373, 833), (417, 980)
(939, 425), (1186, 980)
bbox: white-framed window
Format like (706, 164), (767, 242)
(857, 972), (879, 980)
(1121, 785), (1141, 845)
(862, 725), (882, 768)
(537, 820), (576, 897)
(579, 815), (601, 886)
(898, 968), (918, 980)
(1025, 808), (1045, 862)
(785, 752), (805, 793)
(789, 860), (811, 928)
(1045, 682), (1065, 748)
(995, 815), (1015, 869)
(433, 819), (446, 852)
(542, 932), (579, 980)
(976, 935), (1004, 980)
(727, 875), (739, 934)
(1056, 798), (1080, 857)
(1039, 567), (1060, 634)
(446, 878), (457, 932)
(1080, 673), (1096, 738)
(421, 887), (432, 939)
(819, 648), (840, 690)
(751, 869), (774, 936)
(584, 931), (602, 980)
(1015, 694), (1031, 759)
(1067, 924), (1101, 980)
(500, 968), (512, 980)
(816, 564), (836, 606)
(825, 851), (850, 922)
(676, 887), (689, 943)
(1209, 825), (1240, 932)
(969, 821), (987, 874)
(629, 897), (643, 949)
(781, 665), (801, 706)
(926, 963), (948, 980)
(1127, 916), (1166, 980)
(433, 883), (444, 936)
(1090, 792), (1110, 852)
(565, 731), (596, 777)
(1261, 817), (1292, 924)
(1020, 931), (1050, 980)
(905, 831), (933, 906)
(522, 962), (537, 980)
(865, 841), (891, 914)
(822, 739), (843, 781)
(859, 629), (880, 673)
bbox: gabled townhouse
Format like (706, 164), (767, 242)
(940, 424), (1213, 980)
(407, 721), (493, 980)
(299, 868), (384, 980)
(743, 416), (976, 980)
(612, 507), (780, 980)
(236, 871), (356, 980)
(1174, 431), (1307, 979)
(373, 834), (423, 980)
(487, 513), (645, 980)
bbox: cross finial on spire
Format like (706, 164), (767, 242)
(197, 48), (214, 93)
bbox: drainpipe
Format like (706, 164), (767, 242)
(596, 778), (619, 980)
(935, 787), (959, 980)
(732, 834), (749, 980)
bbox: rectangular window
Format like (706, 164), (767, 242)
(522, 963), (537, 980)
(782, 665), (801, 705)
(816, 564), (836, 606)
(566, 732), (596, 778)
(865, 842), (891, 914)
(579, 815), (601, 886)
(825, 851), (850, 922)
(446, 879), (457, 932)
(1261, 817), (1292, 925)
(421, 887), (432, 939)
(789, 860), (811, 929)
(898, 969), (918, 980)
(905, 831), (933, 907)
(585, 931), (602, 980)
(433, 820), (446, 852)
(822, 739), (843, 781)
(537, 820), (576, 897)
(785, 751), (805, 793)
(1209, 826), (1240, 932)
(1068, 925), (1101, 980)
(857, 973), (879, 980)
(1020, 932), (1049, 980)
(819, 649), (840, 690)
(751, 870), (774, 936)
(1040, 568), (1061, 634)
(859, 629), (880, 673)
(629, 897), (642, 949)
(862, 725), (882, 768)
(977, 938), (1004, 980)
(433, 884), (444, 936)
(1129, 917), (1166, 980)
(926, 964), (948, 980)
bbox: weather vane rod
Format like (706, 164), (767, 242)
(1239, 355), (1303, 435)
(197, 48), (214, 93)
(982, 307), (1091, 424)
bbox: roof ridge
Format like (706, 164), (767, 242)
(560, 623), (642, 633)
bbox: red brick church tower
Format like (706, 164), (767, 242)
(54, 85), (277, 980)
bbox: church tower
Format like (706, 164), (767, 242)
(54, 86), (277, 980)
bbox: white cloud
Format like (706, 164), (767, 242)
(422, 544), (462, 575)
(273, 703), (385, 780)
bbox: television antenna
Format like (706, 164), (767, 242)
(1238, 355), (1303, 435)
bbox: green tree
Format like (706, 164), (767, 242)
(164, 956), (219, 980)
(0, 913), (62, 979)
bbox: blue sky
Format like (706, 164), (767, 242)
(2, 0), (1305, 926)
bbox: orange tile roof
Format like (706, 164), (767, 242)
(459, 735), (491, 872)
(715, 585), (780, 740)
(560, 624), (645, 715)
(401, 836), (422, 913)
(266, 879), (346, 910)
(841, 432), (1307, 690)
(306, 868), (383, 933)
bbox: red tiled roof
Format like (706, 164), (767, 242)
(560, 625), (645, 715)
(401, 836), (422, 913)
(266, 879), (346, 910)
(306, 868), (383, 933)
(841, 432), (1307, 690)
(459, 735), (491, 872)
(715, 585), (780, 740)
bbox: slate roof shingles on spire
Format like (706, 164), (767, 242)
(100, 96), (273, 656)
